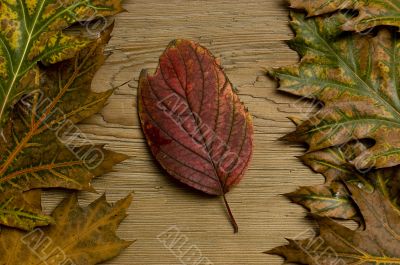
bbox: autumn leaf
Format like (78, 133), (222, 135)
(296, 142), (400, 216)
(287, 181), (359, 220)
(299, 142), (371, 185)
(304, 143), (400, 199)
(0, 192), (133, 265)
(0, 0), (124, 127)
(138, 39), (254, 233)
(0, 24), (127, 230)
(286, 140), (367, 220)
(0, 191), (54, 230)
(271, 12), (400, 170)
(289, 0), (400, 32)
(267, 183), (400, 265)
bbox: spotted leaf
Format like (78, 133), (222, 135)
(0, 25), (127, 230)
(0, 0), (123, 127)
(293, 143), (400, 219)
(290, 0), (400, 32)
(268, 184), (400, 265)
(273, 12), (400, 170)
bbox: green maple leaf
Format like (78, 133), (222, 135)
(0, 0), (123, 127)
(272, 12), (400, 170)
(0, 25), (127, 230)
(290, 0), (400, 32)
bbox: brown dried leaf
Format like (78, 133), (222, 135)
(268, 184), (400, 265)
(290, 142), (400, 220)
(0, 193), (133, 265)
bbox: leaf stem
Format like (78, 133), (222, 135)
(223, 193), (238, 233)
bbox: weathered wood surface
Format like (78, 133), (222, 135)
(44, 0), (324, 264)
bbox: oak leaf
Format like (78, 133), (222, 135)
(290, 0), (400, 32)
(0, 25), (127, 230)
(268, 183), (400, 265)
(272, 12), (400, 170)
(0, 191), (133, 265)
(0, 0), (124, 127)
(138, 40), (254, 233)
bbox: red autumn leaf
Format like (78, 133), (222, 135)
(138, 40), (253, 233)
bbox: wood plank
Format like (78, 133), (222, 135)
(43, 1), (324, 264)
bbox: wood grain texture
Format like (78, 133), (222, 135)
(42, 0), (324, 264)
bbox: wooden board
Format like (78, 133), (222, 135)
(44, 1), (325, 264)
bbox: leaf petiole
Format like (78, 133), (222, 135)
(223, 193), (238, 234)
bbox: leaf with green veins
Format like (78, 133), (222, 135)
(287, 144), (363, 221)
(0, 192), (132, 265)
(300, 142), (373, 186)
(289, 142), (400, 220)
(0, 0), (124, 127)
(272, 12), (400, 170)
(0, 24), (128, 230)
(290, 0), (400, 32)
(268, 183), (400, 265)
(287, 117), (395, 218)
(287, 182), (359, 220)
(0, 191), (53, 230)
